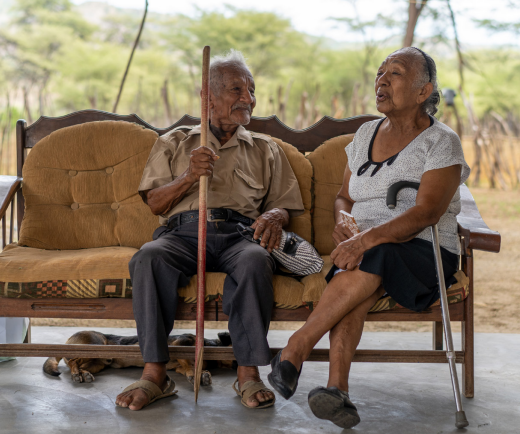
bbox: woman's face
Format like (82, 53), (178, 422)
(374, 51), (432, 116)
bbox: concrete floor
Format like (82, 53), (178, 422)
(0, 327), (519, 434)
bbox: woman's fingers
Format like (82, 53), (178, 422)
(331, 238), (365, 270)
(332, 222), (354, 246)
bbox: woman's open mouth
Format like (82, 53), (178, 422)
(376, 93), (387, 102)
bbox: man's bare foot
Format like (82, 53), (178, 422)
(237, 366), (275, 408)
(115, 362), (167, 411)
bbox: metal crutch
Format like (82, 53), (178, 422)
(386, 181), (469, 429)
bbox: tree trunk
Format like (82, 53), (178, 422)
(23, 86), (33, 124)
(161, 79), (173, 125)
(403, 0), (428, 47)
(113, 0), (149, 113)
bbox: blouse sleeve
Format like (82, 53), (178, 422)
(345, 122), (368, 171)
(424, 128), (471, 185)
(346, 135), (355, 170)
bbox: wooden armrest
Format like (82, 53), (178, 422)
(457, 184), (500, 253)
(0, 175), (22, 219)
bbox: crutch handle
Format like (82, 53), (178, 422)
(456, 411), (469, 429)
(386, 181), (420, 209)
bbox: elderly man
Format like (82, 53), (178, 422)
(115, 50), (304, 410)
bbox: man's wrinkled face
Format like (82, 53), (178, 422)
(210, 66), (256, 126)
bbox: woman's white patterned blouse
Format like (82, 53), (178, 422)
(346, 117), (470, 255)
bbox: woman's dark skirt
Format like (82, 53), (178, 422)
(325, 238), (459, 312)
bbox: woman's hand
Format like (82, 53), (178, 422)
(330, 231), (368, 271)
(332, 221), (354, 246)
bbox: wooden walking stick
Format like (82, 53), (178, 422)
(194, 45), (210, 402)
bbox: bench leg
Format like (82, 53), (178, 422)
(432, 321), (443, 350)
(23, 319), (31, 344)
(462, 254), (474, 398)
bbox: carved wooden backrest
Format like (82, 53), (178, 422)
(17, 110), (380, 155)
(15, 109), (380, 229)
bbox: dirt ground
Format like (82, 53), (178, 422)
(33, 187), (518, 333)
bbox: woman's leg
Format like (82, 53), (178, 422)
(282, 268), (382, 369)
(327, 286), (385, 391)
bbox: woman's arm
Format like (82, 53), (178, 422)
(332, 165), (356, 246)
(331, 164), (461, 270)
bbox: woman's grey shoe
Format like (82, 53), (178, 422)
(308, 386), (360, 429)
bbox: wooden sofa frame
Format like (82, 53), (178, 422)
(0, 109), (501, 398)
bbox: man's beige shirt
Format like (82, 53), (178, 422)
(138, 124), (304, 225)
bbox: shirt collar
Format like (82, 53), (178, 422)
(187, 124), (254, 148)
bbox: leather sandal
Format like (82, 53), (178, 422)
(232, 378), (276, 409)
(116, 376), (177, 409)
(267, 349), (301, 400)
(308, 386), (361, 429)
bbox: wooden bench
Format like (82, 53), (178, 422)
(0, 109), (501, 398)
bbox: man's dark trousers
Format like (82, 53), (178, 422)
(129, 221), (275, 366)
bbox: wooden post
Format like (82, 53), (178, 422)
(194, 45), (210, 403)
(432, 321), (443, 351)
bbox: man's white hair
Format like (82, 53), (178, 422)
(210, 49), (252, 95)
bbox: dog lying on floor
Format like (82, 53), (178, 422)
(43, 331), (233, 385)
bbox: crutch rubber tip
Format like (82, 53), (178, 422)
(455, 411), (469, 429)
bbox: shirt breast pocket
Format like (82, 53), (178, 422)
(233, 167), (264, 190)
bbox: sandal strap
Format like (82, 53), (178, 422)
(122, 377), (174, 401)
(233, 379), (272, 400)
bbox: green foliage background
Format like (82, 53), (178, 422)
(1, 0), (520, 132)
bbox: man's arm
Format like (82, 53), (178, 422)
(145, 147), (219, 216)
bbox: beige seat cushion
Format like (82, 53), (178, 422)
(19, 121), (160, 250)
(306, 134), (355, 255)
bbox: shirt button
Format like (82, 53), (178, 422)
(68, 170), (77, 177)
(71, 203), (79, 210)
(111, 203), (120, 210)
(106, 167), (114, 174)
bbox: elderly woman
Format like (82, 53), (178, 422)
(267, 47), (470, 429)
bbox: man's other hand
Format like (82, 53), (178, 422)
(251, 209), (289, 253)
(187, 147), (219, 182)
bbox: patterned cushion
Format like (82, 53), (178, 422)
(0, 244), (469, 313)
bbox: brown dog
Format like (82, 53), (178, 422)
(43, 331), (233, 385)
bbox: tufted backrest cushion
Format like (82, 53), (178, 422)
(306, 134), (355, 255)
(270, 138), (313, 243)
(19, 121), (159, 250)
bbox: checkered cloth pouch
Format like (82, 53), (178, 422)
(236, 223), (324, 276)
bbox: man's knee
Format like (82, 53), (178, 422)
(237, 245), (275, 274)
(129, 240), (168, 272)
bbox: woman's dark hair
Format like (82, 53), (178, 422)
(411, 47), (441, 116)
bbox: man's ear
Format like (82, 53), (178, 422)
(208, 90), (215, 109)
(417, 82), (433, 104)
